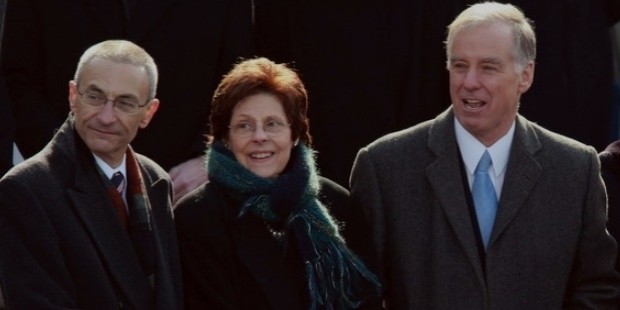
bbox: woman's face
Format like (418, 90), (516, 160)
(226, 93), (294, 178)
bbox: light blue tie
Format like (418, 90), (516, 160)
(472, 150), (497, 249)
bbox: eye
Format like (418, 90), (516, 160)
(265, 119), (279, 129)
(85, 93), (104, 100)
(234, 121), (254, 131)
(482, 64), (499, 72)
(116, 99), (139, 110)
(450, 62), (467, 71)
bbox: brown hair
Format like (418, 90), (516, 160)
(209, 57), (312, 145)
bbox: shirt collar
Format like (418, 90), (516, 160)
(93, 153), (127, 180)
(454, 117), (514, 177)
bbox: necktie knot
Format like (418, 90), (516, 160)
(111, 172), (125, 194)
(476, 150), (493, 173)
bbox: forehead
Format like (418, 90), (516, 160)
(232, 93), (286, 119)
(78, 57), (149, 98)
(450, 23), (515, 63)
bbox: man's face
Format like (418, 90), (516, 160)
(69, 57), (159, 167)
(448, 22), (533, 146)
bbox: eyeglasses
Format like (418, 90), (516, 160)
(228, 119), (291, 138)
(77, 90), (149, 115)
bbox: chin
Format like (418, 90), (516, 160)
(249, 167), (280, 179)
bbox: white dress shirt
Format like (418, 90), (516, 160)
(454, 118), (514, 199)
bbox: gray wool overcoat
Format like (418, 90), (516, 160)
(350, 108), (620, 309)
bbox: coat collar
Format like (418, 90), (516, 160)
(425, 108), (542, 285)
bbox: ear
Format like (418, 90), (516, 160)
(517, 61), (535, 94)
(139, 98), (160, 128)
(68, 81), (79, 112)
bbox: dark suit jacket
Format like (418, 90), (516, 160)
(1, 0), (253, 169)
(0, 116), (182, 309)
(174, 177), (374, 309)
(350, 108), (620, 309)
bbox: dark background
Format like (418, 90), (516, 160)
(2, 0), (620, 187)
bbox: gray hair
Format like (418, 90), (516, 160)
(74, 40), (158, 100)
(445, 2), (536, 73)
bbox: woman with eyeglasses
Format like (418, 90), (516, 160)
(174, 57), (381, 309)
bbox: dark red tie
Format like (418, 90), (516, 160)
(110, 172), (129, 226)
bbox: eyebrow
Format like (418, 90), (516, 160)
(83, 84), (104, 93)
(448, 57), (503, 65)
(83, 84), (139, 100)
(231, 114), (288, 123)
(481, 58), (503, 66)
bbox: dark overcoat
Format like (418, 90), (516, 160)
(350, 108), (620, 309)
(174, 177), (374, 309)
(0, 117), (182, 309)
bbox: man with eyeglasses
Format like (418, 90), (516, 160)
(0, 40), (182, 309)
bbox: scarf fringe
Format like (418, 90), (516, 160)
(306, 241), (381, 310)
(293, 214), (381, 310)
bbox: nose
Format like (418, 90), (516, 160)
(251, 125), (269, 142)
(96, 100), (118, 124)
(463, 68), (481, 90)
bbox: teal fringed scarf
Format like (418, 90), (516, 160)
(207, 141), (380, 309)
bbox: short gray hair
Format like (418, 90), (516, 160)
(74, 40), (158, 100)
(445, 2), (536, 73)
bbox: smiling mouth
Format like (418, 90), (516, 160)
(464, 99), (486, 109)
(250, 152), (274, 159)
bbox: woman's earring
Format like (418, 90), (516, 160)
(293, 139), (299, 147)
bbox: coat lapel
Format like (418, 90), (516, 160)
(425, 108), (486, 286)
(68, 184), (151, 308)
(489, 115), (542, 247)
(139, 160), (180, 309)
(59, 119), (151, 308)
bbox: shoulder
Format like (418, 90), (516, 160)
(517, 118), (599, 179)
(174, 182), (231, 225)
(319, 177), (349, 200)
(135, 153), (172, 184)
(0, 148), (65, 192)
(599, 140), (620, 177)
(364, 121), (432, 154)
(352, 117), (440, 180)
(136, 153), (169, 178)
(359, 109), (452, 161)
(318, 176), (351, 212)
(523, 119), (596, 159)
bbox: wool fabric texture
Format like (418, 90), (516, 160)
(207, 141), (380, 309)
